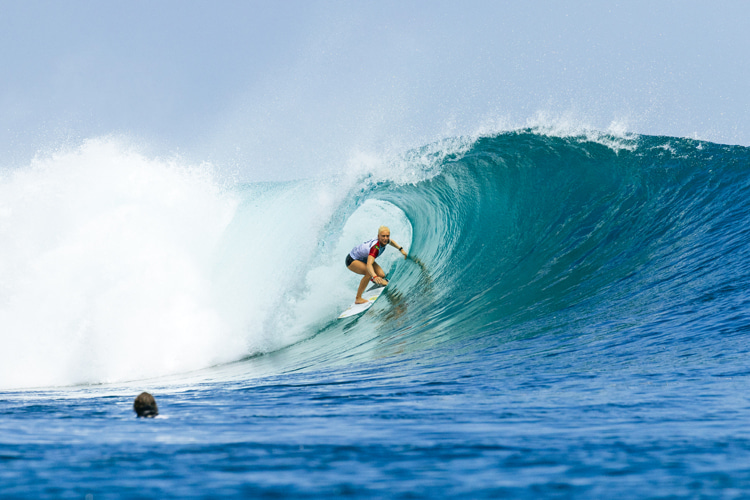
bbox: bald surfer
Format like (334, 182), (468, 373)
(346, 226), (407, 304)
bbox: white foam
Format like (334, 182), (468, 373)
(0, 139), (244, 389)
(523, 111), (639, 152)
(449, 110), (641, 154)
(341, 135), (475, 190)
(0, 136), (419, 389)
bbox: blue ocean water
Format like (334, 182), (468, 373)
(1, 130), (750, 498)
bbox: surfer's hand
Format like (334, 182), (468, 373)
(374, 276), (388, 286)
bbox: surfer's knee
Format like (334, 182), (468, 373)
(134, 392), (159, 418)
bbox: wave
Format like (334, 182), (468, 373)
(374, 131), (750, 345)
(1, 130), (749, 389)
(277, 129), (750, 373)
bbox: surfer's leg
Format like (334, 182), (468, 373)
(348, 259), (370, 303)
(347, 259), (368, 275)
(372, 262), (386, 279)
(355, 275), (370, 304)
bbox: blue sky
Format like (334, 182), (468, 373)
(1, 1), (748, 180)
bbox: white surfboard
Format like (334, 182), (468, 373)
(338, 284), (386, 319)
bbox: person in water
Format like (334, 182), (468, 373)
(133, 392), (159, 418)
(346, 226), (407, 304)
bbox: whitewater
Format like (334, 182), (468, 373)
(2, 127), (750, 498)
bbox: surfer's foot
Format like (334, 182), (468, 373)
(355, 297), (368, 304)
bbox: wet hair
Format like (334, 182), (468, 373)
(378, 226), (390, 235)
(133, 392), (159, 418)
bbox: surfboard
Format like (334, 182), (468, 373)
(338, 284), (386, 319)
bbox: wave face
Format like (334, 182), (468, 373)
(278, 130), (750, 376)
(402, 132), (749, 338)
(1, 131), (749, 389)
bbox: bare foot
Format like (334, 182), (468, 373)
(355, 298), (368, 304)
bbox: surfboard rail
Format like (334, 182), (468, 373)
(338, 284), (386, 319)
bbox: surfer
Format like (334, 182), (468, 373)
(346, 226), (407, 304)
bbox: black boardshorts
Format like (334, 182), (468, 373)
(345, 254), (366, 267)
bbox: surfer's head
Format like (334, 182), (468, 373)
(133, 392), (159, 418)
(378, 226), (390, 245)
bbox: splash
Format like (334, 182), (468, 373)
(0, 139), (242, 388)
(0, 138), (413, 389)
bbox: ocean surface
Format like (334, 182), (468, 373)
(1, 129), (750, 498)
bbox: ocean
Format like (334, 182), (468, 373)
(1, 129), (749, 498)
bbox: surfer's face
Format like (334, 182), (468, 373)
(378, 231), (390, 245)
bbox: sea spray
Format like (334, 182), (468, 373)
(0, 139), (245, 388)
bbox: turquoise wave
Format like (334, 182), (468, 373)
(275, 131), (750, 371)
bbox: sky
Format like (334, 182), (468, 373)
(1, 0), (748, 180)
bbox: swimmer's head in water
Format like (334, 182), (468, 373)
(134, 392), (158, 418)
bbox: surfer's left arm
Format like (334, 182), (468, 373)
(390, 240), (408, 259)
